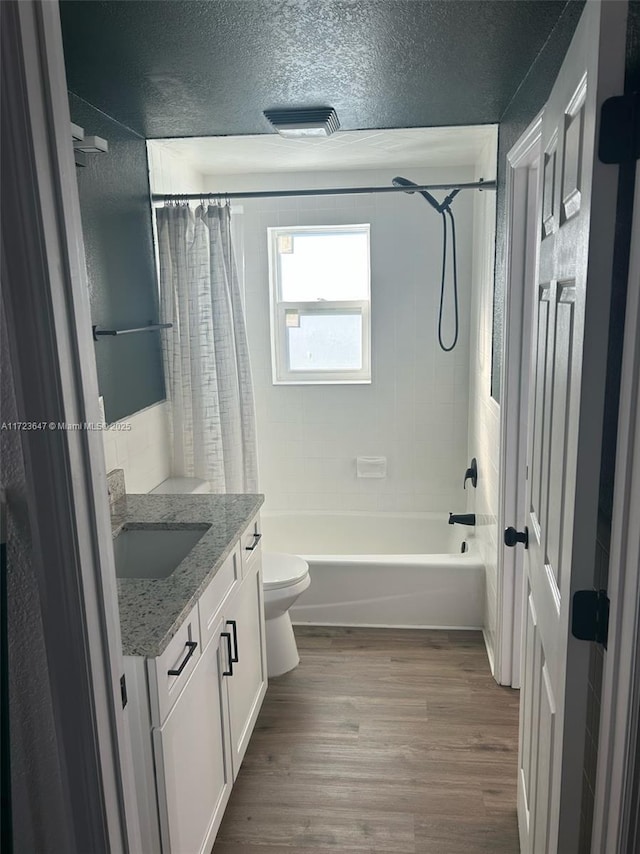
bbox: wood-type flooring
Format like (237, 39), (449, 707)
(213, 626), (520, 854)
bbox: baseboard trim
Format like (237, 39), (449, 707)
(482, 628), (496, 675)
(292, 621), (484, 631)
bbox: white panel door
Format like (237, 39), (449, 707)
(516, 2), (627, 852)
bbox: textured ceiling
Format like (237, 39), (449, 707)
(60, 0), (572, 139)
(153, 125), (498, 175)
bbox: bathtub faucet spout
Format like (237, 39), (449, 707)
(448, 513), (476, 526)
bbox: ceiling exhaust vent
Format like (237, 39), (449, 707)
(263, 107), (340, 138)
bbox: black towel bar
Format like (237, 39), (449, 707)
(92, 322), (172, 340)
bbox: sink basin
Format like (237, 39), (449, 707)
(113, 527), (208, 580)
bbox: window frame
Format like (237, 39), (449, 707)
(267, 224), (372, 385)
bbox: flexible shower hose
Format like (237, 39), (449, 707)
(438, 207), (459, 352)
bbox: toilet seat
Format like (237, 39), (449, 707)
(262, 552), (309, 590)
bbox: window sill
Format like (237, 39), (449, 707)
(271, 378), (372, 386)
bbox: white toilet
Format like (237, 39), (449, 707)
(150, 478), (309, 678)
(261, 551), (310, 678)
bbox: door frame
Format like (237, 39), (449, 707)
(495, 113), (542, 688)
(2, 2), (140, 850)
(591, 160), (640, 853)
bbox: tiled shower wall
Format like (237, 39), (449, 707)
(209, 167), (474, 513)
(466, 137), (500, 668)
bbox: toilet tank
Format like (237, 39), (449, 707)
(150, 477), (211, 495)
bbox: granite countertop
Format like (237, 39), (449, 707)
(112, 492), (264, 658)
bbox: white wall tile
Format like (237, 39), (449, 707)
(103, 401), (171, 494)
(241, 165), (476, 513)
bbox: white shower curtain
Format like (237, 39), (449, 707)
(156, 203), (258, 493)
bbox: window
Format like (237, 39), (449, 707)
(267, 224), (371, 384)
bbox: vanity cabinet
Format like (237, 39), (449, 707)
(153, 617), (232, 854)
(125, 513), (267, 854)
(148, 604), (202, 727)
(225, 535), (267, 777)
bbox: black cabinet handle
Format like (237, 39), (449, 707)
(221, 632), (234, 676)
(226, 619), (239, 662)
(504, 526), (529, 549)
(167, 640), (197, 676)
(245, 532), (262, 551)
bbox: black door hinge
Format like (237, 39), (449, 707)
(599, 92), (640, 164)
(120, 674), (128, 709)
(571, 589), (610, 648)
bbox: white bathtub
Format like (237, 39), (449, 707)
(260, 511), (484, 629)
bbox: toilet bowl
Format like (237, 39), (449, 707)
(150, 480), (309, 677)
(262, 552), (310, 678)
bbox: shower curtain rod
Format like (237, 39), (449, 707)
(152, 178), (496, 203)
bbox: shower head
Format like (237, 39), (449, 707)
(392, 175), (442, 213)
(392, 176), (418, 194)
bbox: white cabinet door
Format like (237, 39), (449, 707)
(153, 623), (232, 854)
(225, 560), (267, 777)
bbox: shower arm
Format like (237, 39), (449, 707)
(429, 187), (461, 214)
(440, 188), (461, 212)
